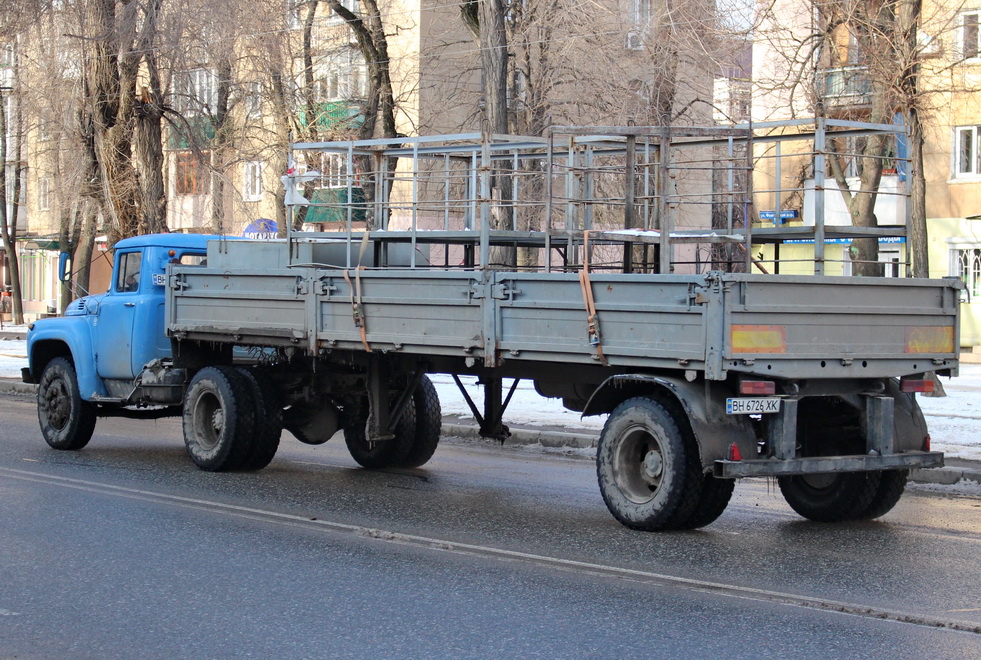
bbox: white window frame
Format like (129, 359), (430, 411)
(314, 153), (349, 189)
(38, 177), (51, 212)
(178, 68), (217, 114)
(951, 244), (981, 301)
(960, 11), (981, 61)
(879, 246), (902, 278)
(243, 161), (264, 202)
(327, 0), (359, 23)
(953, 125), (981, 179)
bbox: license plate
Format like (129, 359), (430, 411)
(726, 397), (781, 415)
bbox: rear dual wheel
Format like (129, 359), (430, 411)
(778, 469), (908, 522)
(344, 374), (441, 469)
(182, 366), (282, 472)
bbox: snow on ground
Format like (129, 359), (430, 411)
(2, 328), (978, 460)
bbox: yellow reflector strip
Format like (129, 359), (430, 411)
(731, 325), (787, 354)
(905, 326), (954, 354)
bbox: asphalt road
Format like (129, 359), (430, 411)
(1, 391), (980, 658)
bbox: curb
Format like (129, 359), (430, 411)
(2, 378), (978, 488)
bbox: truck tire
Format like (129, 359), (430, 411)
(672, 475), (735, 530)
(400, 375), (442, 468)
(596, 397), (700, 531)
(235, 367), (282, 471)
(344, 396), (416, 469)
(852, 469), (908, 520)
(37, 357), (97, 451)
(778, 471), (880, 522)
(182, 366), (256, 471)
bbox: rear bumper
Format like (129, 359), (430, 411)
(714, 451), (944, 478)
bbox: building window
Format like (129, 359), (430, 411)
(626, 0), (651, 49)
(38, 116), (52, 141)
(961, 12), (980, 60)
(243, 161), (263, 201)
(953, 247), (981, 299)
(954, 125), (981, 177)
(175, 151), (209, 195)
(327, 0), (359, 23)
(631, 0), (652, 29)
(38, 177), (51, 211)
(313, 153), (349, 189)
(177, 68), (217, 114)
(0, 43), (13, 87)
(244, 82), (262, 120)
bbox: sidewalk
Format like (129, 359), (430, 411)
(4, 377), (978, 489)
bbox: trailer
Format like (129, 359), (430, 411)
(25, 119), (961, 531)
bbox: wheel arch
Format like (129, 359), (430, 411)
(583, 374), (756, 470)
(28, 322), (106, 399)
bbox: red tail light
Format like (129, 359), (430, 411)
(923, 435), (931, 452)
(728, 442), (743, 461)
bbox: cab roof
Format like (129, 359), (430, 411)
(112, 233), (237, 251)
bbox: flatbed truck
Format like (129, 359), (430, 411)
(24, 120), (961, 530)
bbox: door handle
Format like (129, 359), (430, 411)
(124, 302), (136, 308)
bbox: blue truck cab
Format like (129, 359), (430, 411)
(24, 235), (220, 433)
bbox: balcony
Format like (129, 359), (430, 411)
(815, 66), (873, 108)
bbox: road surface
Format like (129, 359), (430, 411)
(1, 391), (979, 658)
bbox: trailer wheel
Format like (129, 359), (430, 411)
(236, 367), (282, 471)
(596, 397), (699, 531)
(672, 475), (735, 530)
(37, 357), (97, 451)
(400, 375), (442, 468)
(183, 367), (255, 471)
(344, 396), (415, 469)
(852, 469), (908, 520)
(778, 471), (880, 522)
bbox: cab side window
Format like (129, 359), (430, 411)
(115, 252), (143, 293)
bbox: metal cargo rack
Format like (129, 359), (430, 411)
(283, 117), (911, 277)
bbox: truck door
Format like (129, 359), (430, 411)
(94, 250), (142, 380)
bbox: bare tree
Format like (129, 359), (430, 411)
(0, 77), (25, 323)
(754, 0), (968, 278)
(86, 0), (168, 243)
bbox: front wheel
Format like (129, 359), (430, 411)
(596, 397), (700, 531)
(37, 357), (97, 450)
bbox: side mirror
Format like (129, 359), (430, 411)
(58, 252), (72, 283)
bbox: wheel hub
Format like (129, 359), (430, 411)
(643, 449), (663, 482)
(43, 381), (70, 430)
(211, 409), (225, 434)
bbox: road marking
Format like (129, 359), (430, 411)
(1, 465), (979, 635)
(0, 608), (21, 616)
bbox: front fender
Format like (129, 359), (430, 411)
(27, 317), (107, 399)
(583, 374), (756, 470)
